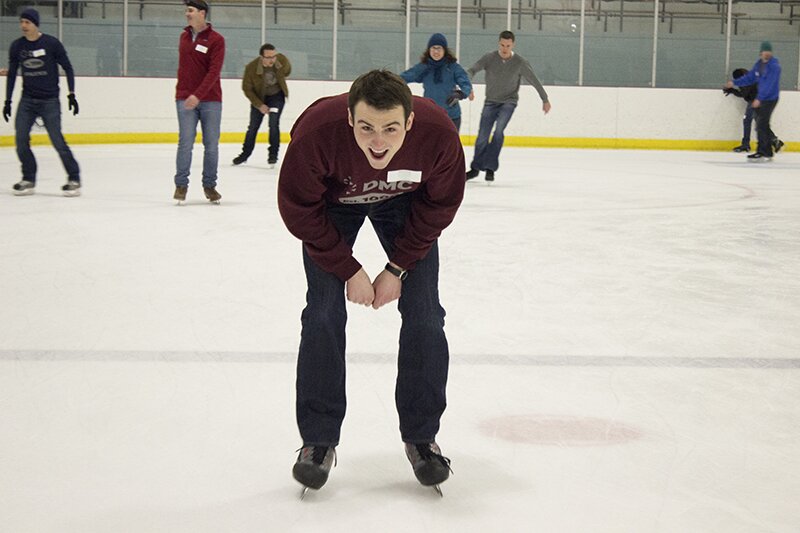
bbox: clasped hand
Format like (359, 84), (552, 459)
(346, 268), (402, 310)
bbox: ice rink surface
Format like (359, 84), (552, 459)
(1, 143), (799, 532)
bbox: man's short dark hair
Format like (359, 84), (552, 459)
(348, 70), (413, 122)
(260, 43), (275, 55)
(499, 30), (515, 41)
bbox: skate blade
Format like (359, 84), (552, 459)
(13, 190), (35, 196)
(300, 486), (309, 500)
(433, 485), (443, 498)
(63, 191), (81, 197)
(175, 200), (185, 205)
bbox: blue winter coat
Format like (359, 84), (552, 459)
(400, 60), (472, 120)
(734, 57), (781, 102)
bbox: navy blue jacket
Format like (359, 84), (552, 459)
(400, 60), (472, 120)
(734, 57), (781, 102)
(6, 33), (75, 100)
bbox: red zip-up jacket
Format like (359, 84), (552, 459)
(175, 24), (225, 102)
(278, 93), (466, 282)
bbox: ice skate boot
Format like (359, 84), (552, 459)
(773, 139), (784, 154)
(747, 152), (772, 162)
(173, 186), (187, 204)
(732, 144), (750, 153)
(232, 154), (247, 165)
(465, 168), (480, 181)
(293, 445), (336, 499)
(203, 186), (222, 204)
(268, 157), (277, 169)
(12, 180), (35, 196)
(485, 170), (495, 183)
(62, 180), (81, 197)
(405, 442), (452, 497)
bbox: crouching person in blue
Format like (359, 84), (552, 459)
(4, 8), (81, 196)
(277, 70), (465, 497)
(725, 41), (783, 161)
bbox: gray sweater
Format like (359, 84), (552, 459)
(467, 51), (548, 104)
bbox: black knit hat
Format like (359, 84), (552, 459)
(20, 8), (40, 26)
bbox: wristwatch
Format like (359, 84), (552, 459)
(385, 262), (408, 281)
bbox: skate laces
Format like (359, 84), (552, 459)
(298, 446), (337, 467)
(414, 443), (453, 473)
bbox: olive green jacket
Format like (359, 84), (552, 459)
(241, 53), (291, 108)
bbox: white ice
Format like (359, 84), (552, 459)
(1, 143), (799, 532)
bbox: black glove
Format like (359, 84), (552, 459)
(2, 100), (10, 122)
(446, 89), (466, 107)
(68, 93), (79, 116)
(722, 87), (735, 96)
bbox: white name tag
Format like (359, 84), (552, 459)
(387, 169), (422, 183)
(32, 49), (46, 58)
(195, 44), (208, 54)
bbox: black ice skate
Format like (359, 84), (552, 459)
(465, 168), (480, 181)
(404, 442), (452, 497)
(485, 170), (495, 182)
(747, 152), (772, 162)
(173, 186), (187, 204)
(62, 180), (81, 197)
(203, 186), (222, 204)
(232, 154), (247, 165)
(732, 144), (750, 153)
(12, 180), (35, 196)
(773, 139), (784, 154)
(268, 157), (277, 169)
(293, 445), (336, 499)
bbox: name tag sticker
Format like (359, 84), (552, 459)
(32, 49), (46, 57)
(387, 170), (422, 183)
(195, 44), (208, 53)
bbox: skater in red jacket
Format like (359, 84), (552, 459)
(278, 70), (465, 497)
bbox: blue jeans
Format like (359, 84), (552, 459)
(15, 95), (80, 183)
(240, 92), (285, 161)
(296, 194), (450, 446)
(175, 100), (221, 187)
(742, 103), (754, 146)
(470, 101), (517, 172)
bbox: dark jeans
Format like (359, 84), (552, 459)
(755, 99), (778, 157)
(15, 95), (80, 183)
(741, 103), (754, 146)
(240, 92), (285, 161)
(296, 194), (449, 446)
(470, 101), (517, 172)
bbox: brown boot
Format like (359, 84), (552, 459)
(174, 186), (187, 202)
(203, 186), (222, 203)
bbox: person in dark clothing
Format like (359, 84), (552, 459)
(722, 68), (757, 153)
(4, 8), (81, 197)
(277, 70), (465, 497)
(233, 43), (291, 168)
(725, 41), (783, 161)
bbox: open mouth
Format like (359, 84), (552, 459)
(369, 148), (389, 161)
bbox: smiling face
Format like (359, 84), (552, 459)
(348, 102), (414, 170)
(429, 45), (445, 61)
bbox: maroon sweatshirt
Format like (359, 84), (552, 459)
(175, 24), (225, 102)
(278, 93), (466, 282)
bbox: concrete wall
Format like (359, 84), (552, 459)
(1, 76), (798, 149)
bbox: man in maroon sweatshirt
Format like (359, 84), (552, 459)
(278, 70), (465, 497)
(173, 0), (224, 204)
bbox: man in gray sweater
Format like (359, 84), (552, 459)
(466, 31), (551, 182)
